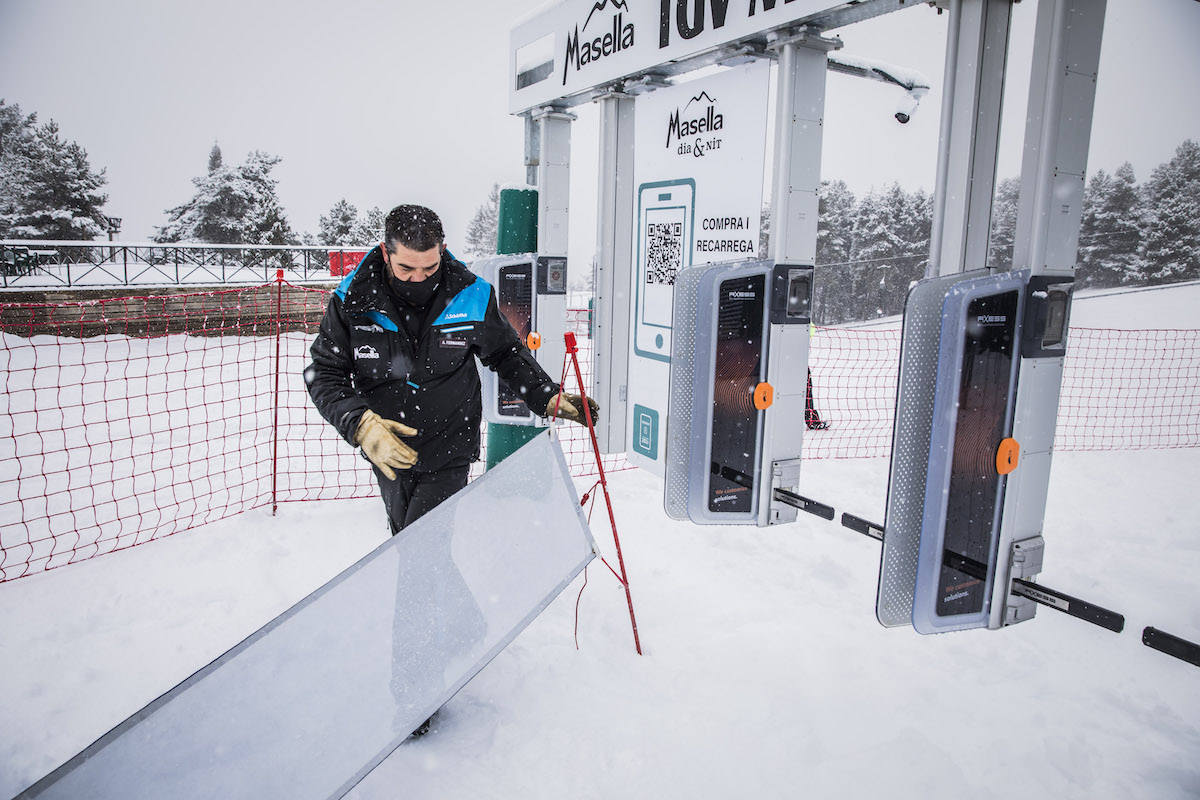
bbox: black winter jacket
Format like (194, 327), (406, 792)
(305, 246), (559, 472)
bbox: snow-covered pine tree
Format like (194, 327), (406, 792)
(0, 112), (108, 240)
(847, 186), (904, 320)
(239, 151), (294, 246)
(1139, 139), (1200, 285)
(887, 186), (932, 310)
(207, 142), (223, 174)
(815, 180), (856, 267)
(318, 199), (359, 246)
(0, 100), (38, 238)
(812, 180), (858, 323)
(155, 148), (294, 245)
(987, 176), (1020, 271)
(464, 183), (500, 257)
(352, 206), (384, 246)
(1077, 163), (1143, 288)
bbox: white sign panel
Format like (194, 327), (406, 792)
(510, 0), (840, 113)
(625, 61), (770, 475)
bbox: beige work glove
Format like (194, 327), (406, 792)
(354, 409), (418, 480)
(546, 392), (600, 426)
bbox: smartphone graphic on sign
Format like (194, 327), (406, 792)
(634, 179), (694, 362)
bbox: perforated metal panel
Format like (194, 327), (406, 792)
(878, 269), (1031, 632)
(877, 270), (988, 628)
(664, 260), (773, 526)
(472, 254), (541, 427)
(910, 272), (1025, 634)
(664, 265), (708, 520)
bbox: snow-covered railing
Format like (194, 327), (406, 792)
(0, 241), (373, 288)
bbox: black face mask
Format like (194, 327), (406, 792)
(388, 271), (440, 307)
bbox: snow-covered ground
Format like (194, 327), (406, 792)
(2, 285), (1198, 799)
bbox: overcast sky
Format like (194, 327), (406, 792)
(1, 0), (1197, 265)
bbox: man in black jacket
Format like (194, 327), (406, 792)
(305, 204), (596, 534)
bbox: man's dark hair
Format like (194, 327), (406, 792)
(384, 205), (444, 252)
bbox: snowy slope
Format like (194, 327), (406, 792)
(1, 286), (1198, 799)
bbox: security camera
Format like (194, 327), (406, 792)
(894, 87), (928, 124)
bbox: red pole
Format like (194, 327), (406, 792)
(271, 270), (284, 515)
(564, 332), (642, 655)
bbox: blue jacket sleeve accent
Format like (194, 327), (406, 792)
(333, 264), (358, 301)
(433, 276), (492, 326)
(365, 310), (399, 333)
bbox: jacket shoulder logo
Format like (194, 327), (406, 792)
(353, 324), (385, 333)
(354, 344), (380, 360)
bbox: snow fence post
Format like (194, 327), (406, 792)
(271, 269), (284, 515)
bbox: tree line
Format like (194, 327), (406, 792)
(4, 95), (1197, 309)
(772, 138), (1200, 324)
(0, 100), (385, 248)
(151, 143), (387, 248)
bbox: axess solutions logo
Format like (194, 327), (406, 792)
(563, 0), (635, 85)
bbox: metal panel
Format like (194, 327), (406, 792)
(770, 38), (833, 266)
(664, 263), (708, 521)
(928, 0), (1012, 277)
(1011, 0), (1106, 277)
(19, 433), (595, 800)
(910, 271), (1027, 634)
(878, 269), (988, 628)
(591, 93), (635, 454)
(474, 253), (539, 426)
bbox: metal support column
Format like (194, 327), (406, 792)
(768, 30), (838, 266)
(990, 0), (1106, 629)
(1011, 0), (1105, 279)
(591, 91), (635, 454)
(760, 30), (838, 526)
(532, 106), (575, 398)
(927, 0), (1013, 277)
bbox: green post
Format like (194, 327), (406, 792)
(486, 187), (543, 470)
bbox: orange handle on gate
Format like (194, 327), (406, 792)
(754, 382), (774, 410)
(527, 332), (542, 350)
(996, 438), (1019, 475)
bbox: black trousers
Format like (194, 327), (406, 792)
(374, 465), (471, 535)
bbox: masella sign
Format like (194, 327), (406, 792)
(625, 60), (769, 475)
(510, 0), (840, 112)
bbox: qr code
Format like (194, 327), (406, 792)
(645, 221), (682, 285)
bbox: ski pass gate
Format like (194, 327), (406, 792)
(498, 0), (1196, 657)
(473, 252), (567, 427)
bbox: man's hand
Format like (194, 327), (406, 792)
(546, 392), (600, 426)
(354, 409), (418, 480)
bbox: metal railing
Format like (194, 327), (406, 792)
(0, 241), (373, 288)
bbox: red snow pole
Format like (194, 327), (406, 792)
(562, 331), (642, 655)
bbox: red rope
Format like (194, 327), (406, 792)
(574, 566), (588, 650)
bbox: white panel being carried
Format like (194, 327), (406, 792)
(18, 432), (595, 800)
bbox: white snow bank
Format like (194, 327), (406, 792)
(1, 447), (1198, 799)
